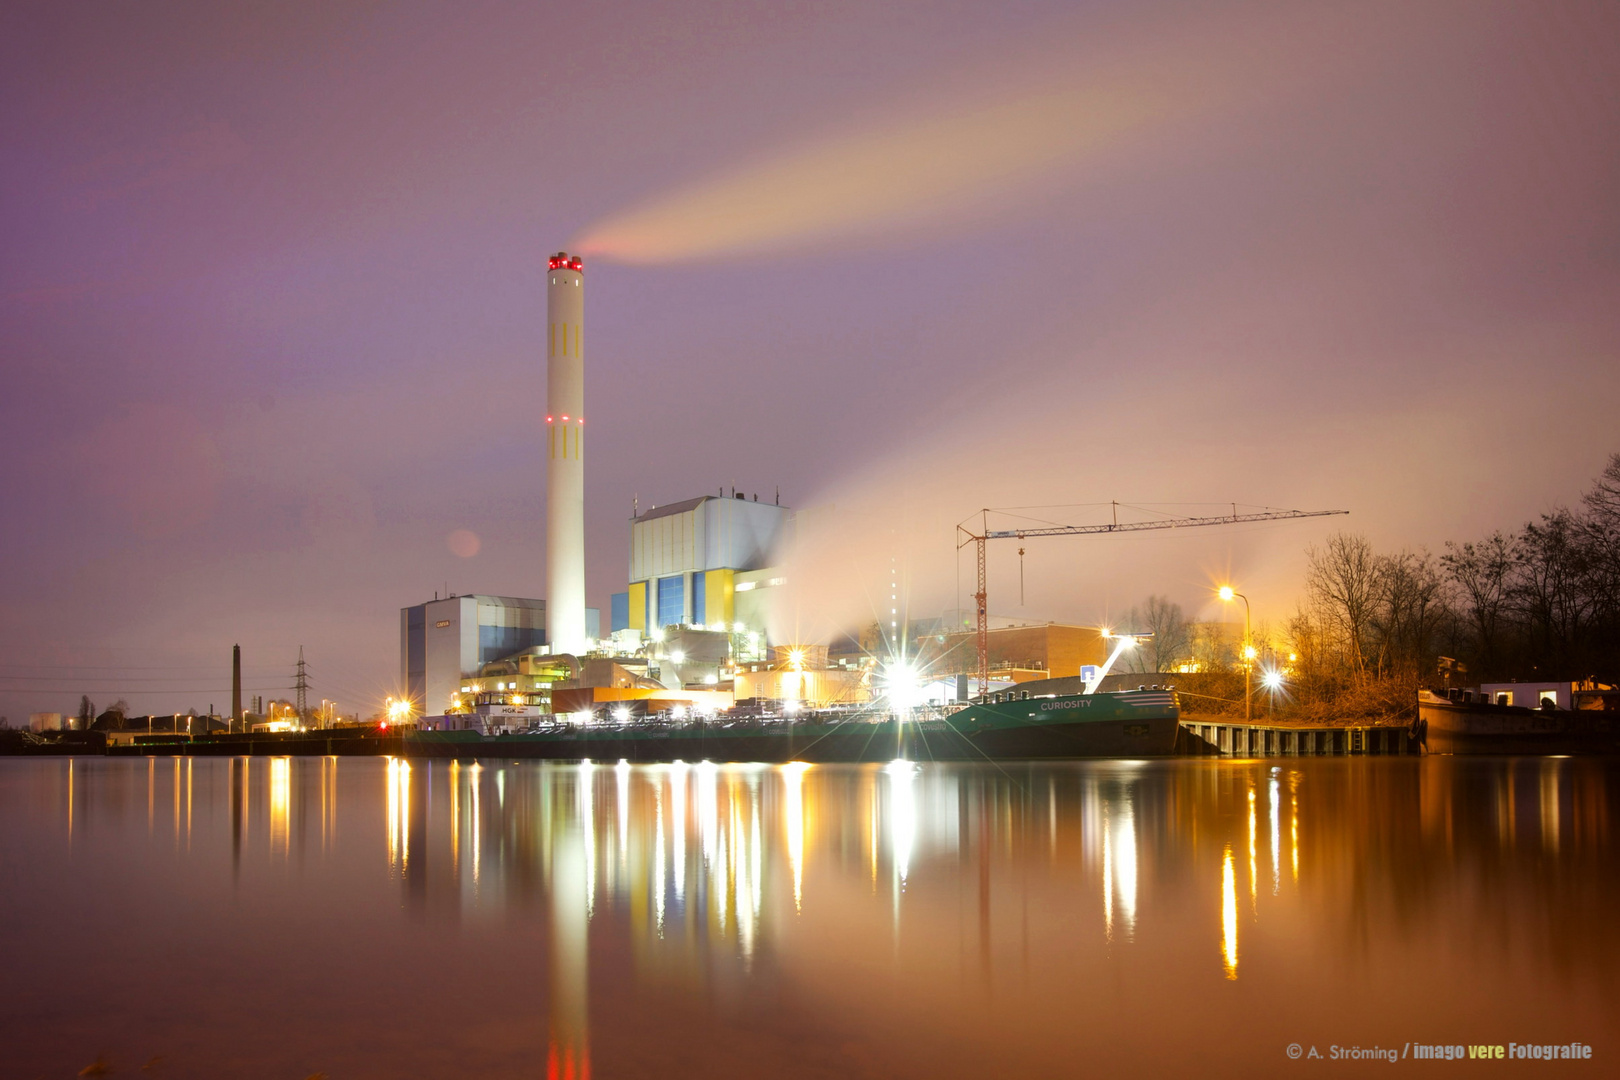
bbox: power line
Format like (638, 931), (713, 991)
(0, 675), (290, 684)
(0, 665), (290, 674)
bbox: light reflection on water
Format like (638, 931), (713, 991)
(3, 755), (1618, 1078)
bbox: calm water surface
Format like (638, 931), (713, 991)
(1, 756), (1616, 1077)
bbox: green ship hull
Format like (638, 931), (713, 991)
(409, 688), (1183, 762)
(100, 690), (1182, 762)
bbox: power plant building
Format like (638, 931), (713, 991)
(401, 594), (600, 717)
(613, 494), (792, 635)
(394, 250), (800, 721)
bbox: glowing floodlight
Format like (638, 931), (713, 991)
(882, 660), (924, 711)
(1084, 633), (1144, 694)
(613, 705), (632, 722)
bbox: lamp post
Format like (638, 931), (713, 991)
(1219, 586), (1252, 723)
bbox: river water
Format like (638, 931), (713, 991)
(2, 756), (1615, 1077)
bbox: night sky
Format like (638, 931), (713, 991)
(3, 0), (1617, 718)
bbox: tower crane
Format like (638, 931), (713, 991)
(955, 502), (1348, 697)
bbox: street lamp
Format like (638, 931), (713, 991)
(1219, 586), (1252, 722)
(1261, 667), (1283, 718)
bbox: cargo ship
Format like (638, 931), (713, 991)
(390, 687), (1184, 763)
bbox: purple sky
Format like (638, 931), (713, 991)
(3, 0), (1617, 718)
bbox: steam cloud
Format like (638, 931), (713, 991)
(573, 6), (1347, 263)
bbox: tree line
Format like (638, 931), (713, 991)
(1126, 452), (1619, 716)
(1300, 451), (1619, 687)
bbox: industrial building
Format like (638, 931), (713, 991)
(400, 594), (600, 717)
(612, 492), (792, 636)
(934, 622), (1112, 683)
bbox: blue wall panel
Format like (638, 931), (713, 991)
(479, 624), (546, 664)
(657, 575), (685, 628)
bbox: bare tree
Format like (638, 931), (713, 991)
(1582, 451), (1620, 523)
(1370, 548), (1450, 676)
(1304, 533), (1384, 675)
(76, 695), (96, 730)
(1579, 453), (1620, 628)
(1442, 533), (1514, 676)
(1512, 509), (1597, 672)
(1187, 620), (1238, 672)
(1126, 595), (1190, 673)
(94, 699), (131, 729)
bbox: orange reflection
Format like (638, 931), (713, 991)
(1247, 786), (1257, 910)
(1269, 773), (1280, 896)
(469, 762), (482, 889)
(1540, 760), (1560, 853)
(449, 760), (460, 871)
(269, 757), (289, 856)
(173, 756), (181, 848)
(321, 756), (337, 852)
(1104, 796), (1139, 943)
(386, 758), (410, 874)
(653, 778), (666, 936)
(1290, 790), (1299, 884)
(783, 763), (809, 912)
(1222, 844), (1238, 980)
(548, 773), (591, 1080)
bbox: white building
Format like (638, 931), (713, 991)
(613, 493), (792, 637)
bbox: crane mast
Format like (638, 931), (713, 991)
(955, 503), (1348, 698)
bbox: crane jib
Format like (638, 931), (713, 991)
(961, 506), (1348, 698)
(980, 509), (1347, 541)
